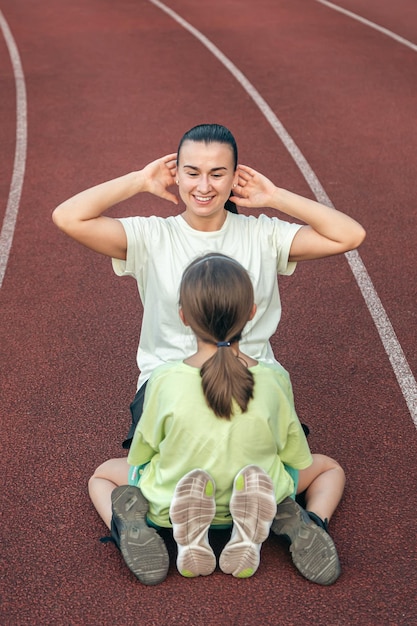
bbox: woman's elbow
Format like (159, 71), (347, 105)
(52, 203), (73, 233)
(349, 224), (367, 251)
(52, 204), (64, 229)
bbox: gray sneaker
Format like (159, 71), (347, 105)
(271, 497), (341, 585)
(111, 485), (169, 585)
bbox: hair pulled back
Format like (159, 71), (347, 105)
(179, 253), (255, 419)
(177, 124), (238, 214)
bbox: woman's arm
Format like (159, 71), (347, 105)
(52, 153), (178, 260)
(231, 164), (366, 261)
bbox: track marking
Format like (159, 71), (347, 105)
(313, 0), (417, 53)
(148, 0), (417, 426)
(0, 11), (27, 289)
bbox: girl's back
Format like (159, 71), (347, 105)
(128, 359), (311, 527)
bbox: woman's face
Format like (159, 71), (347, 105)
(176, 140), (238, 227)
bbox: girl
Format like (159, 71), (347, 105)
(52, 123), (365, 449)
(88, 254), (345, 586)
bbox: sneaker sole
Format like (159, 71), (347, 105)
(111, 485), (169, 585)
(169, 469), (216, 577)
(219, 465), (277, 578)
(272, 497), (341, 585)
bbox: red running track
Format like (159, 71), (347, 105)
(1, 1), (416, 624)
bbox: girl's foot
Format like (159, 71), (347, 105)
(219, 465), (276, 578)
(169, 469), (217, 577)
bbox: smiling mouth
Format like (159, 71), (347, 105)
(194, 195), (214, 203)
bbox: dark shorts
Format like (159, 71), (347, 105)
(122, 381), (148, 449)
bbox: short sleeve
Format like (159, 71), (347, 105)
(111, 217), (148, 277)
(270, 217), (302, 276)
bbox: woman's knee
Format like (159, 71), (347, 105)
(89, 457), (129, 486)
(316, 454), (346, 486)
(313, 453), (343, 472)
(91, 459), (114, 479)
(297, 453), (345, 493)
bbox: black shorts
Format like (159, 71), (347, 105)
(122, 381), (148, 449)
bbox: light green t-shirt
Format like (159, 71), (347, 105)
(127, 360), (312, 527)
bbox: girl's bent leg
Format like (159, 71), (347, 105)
(272, 496), (341, 585)
(89, 459), (169, 585)
(111, 485), (170, 585)
(88, 457), (130, 529)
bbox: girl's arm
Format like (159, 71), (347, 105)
(52, 153), (178, 260)
(231, 164), (366, 261)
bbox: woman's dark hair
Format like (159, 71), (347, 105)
(179, 253), (255, 419)
(177, 124), (238, 214)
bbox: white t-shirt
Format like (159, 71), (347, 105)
(112, 211), (302, 389)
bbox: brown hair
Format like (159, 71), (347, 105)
(179, 254), (255, 419)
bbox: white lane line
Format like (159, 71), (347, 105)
(149, 0), (417, 426)
(314, 0), (417, 53)
(347, 250), (417, 422)
(0, 11), (27, 289)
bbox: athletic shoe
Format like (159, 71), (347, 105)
(271, 497), (341, 585)
(111, 485), (169, 585)
(307, 510), (329, 532)
(169, 469), (216, 577)
(219, 465), (277, 578)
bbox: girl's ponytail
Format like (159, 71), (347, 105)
(201, 346), (254, 419)
(179, 254), (255, 419)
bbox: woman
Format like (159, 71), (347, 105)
(52, 123), (365, 448)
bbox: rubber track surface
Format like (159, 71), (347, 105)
(1, 1), (416, 624)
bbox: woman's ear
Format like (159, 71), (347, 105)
(249, 303), (257, 321)
(179, 307), (189, 326)
(232, 170), (239, 189)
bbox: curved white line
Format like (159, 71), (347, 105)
(0, 11), (27, 289)
(347, 249), (417, 422)
(149, 0), (417, 425)
(314, 0), (417, 53)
